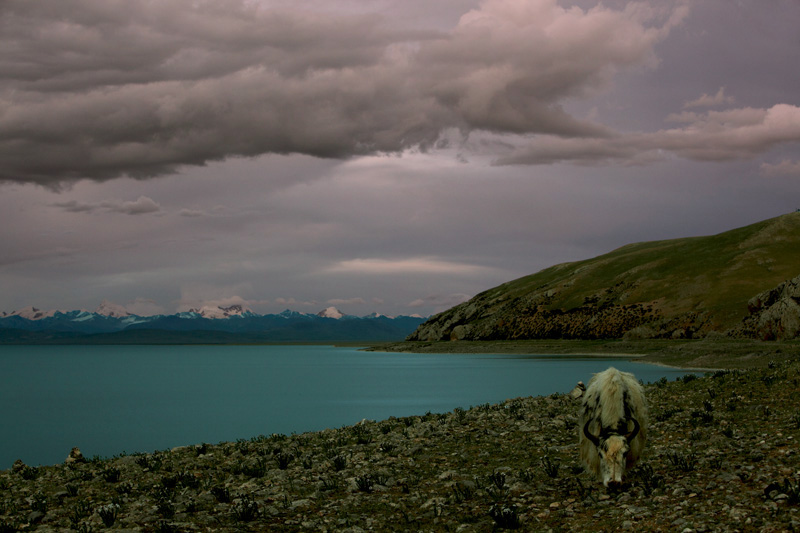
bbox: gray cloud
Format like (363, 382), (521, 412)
(274, 297), (319, 309)
(119, 298), (166, 317)
(178, 208), (206, 218)
(51, 200), (97, 214)
(496, 104), (800, 166)
(408, 293), (472, 312)
(761, 159), (800, 178)
(327, 297), (367, 307)
(683, 87), (735, 109)
(52, 195), (162, 215)
(3, 0), (800, 319)
(0, 0), (686, 186)
(114, 196), (162, 215)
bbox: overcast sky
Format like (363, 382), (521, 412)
(2, 0), (799, 317)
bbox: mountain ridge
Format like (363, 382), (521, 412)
(408, 212), (800, 342)
(0, 306), (426, 344)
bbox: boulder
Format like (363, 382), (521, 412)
(65, 446), (87, 464)
(11, 459), (27, 473)
(733, 275), (800, 340)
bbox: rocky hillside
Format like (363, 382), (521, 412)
(409, 212), (800, 342)
(2, 360), (799, 531)
(732, 275), (800, 341)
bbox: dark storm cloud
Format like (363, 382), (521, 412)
(0, 0), (686, 186)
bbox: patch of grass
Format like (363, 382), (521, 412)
(241, 457), (268, 478)
(666, 451), (697, 472)
(486, 471), (509, 502)
(160, 474), (179, 489)
(569, 476), (595, 501)
(690, 409), (714, 426)
(97, 503), (119, 527)
(451, 481), (475, 503)
(540, 456), (560, 478)
(154, 520), (179, 533)
(352, 424), (373, 445)
(134, 453), (162, 471)
(154, 487), (176, 519)
(331, 455), (347, 472)
(355, 474), (374, 493)
(193, 443), (210, 456)
(30, 491), (48, 513)
(18, 465), (38, 480)
(489, 503), (521, 530)
(654, 406), (682, 421)
(275, 451), (294, 470)
(0, 521), (20, 533)
(102, 466), (121, 483)
(211, 486), (231, 503)
(636, 464), (664, 496)
(69, 500), (92, 528)
(488, 471), (507, 490)
(232, 495), (259, 522)
(65, 482), (80, 497)
(319, 476), (340, 492)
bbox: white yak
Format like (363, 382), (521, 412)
(578, 367), (647, 487)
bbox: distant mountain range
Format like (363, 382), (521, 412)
(409, 212), (800, 342)
(0, 305), (426, 344)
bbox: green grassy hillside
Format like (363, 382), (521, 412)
(410, 212), (800, 341)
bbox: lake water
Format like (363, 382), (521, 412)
(0, 345), (697, 467)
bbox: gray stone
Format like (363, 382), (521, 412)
(65, 446), (87, 464)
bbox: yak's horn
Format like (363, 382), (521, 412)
(626, 418), (640, 441)
(583, 420), (600, 446)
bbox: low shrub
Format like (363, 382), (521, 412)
(355, 474), (374, 493)
(232, 495), (259, 522)
(489, 503), (521, 530)
(541, 456), (560, 478)
(97, 503), (119, 527)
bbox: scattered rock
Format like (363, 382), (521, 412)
(11, 459), (26, 474)
(27, 510), (44, 524)
(1, 361), (799, 531)
(731, 274), (800, 340)
(65, 446), (86, 464)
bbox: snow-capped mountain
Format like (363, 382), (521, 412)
(186, 304), (255, 319)
(316, 306), (345, 319)
(364, 312), (392, 319)
(277, 309), (311, 319)
(0, 305), (428, 343)
(4, 306), (65, 320)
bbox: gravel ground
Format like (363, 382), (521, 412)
(2, 359), (799, 532)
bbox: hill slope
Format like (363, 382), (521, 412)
(409, 212), (800, 341)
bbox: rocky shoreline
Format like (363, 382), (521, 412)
(2, 358), (799, 532)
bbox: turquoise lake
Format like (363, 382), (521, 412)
(0, 345), (697, 467)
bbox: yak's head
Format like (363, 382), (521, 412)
(584, 418), (640, 487)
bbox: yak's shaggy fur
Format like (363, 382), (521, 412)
(578, 367), (647, 486)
